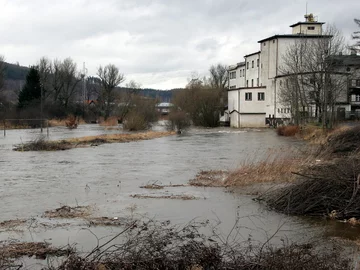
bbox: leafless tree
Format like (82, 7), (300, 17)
(0, 55), (5, 91)
(352, 18), (360, 52)
(58, 58), (81, 109)
(97, 64), (125, 119)
(279, 25), (347, 128)
(37, 57), (52, 102)
(209, 64), (228, 89)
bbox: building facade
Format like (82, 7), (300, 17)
(227, 14), (356, 128)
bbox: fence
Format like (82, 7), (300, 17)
(2, 119), (49, 137)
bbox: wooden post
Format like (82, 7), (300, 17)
(46, 119), (49, 137)
(3, 119), (5, 137)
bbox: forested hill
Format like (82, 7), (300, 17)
(3, 62), (179, 101)
(4, 62), (29, 80)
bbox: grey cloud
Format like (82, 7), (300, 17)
(0, 0), (359, 89)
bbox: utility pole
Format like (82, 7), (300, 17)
(82, 62), (87, 119)
(40, 83), (43, 133)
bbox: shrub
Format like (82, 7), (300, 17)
(167, 110), (191, 133)
(276, 125), (300, 136)
(123, 111), (148, 131)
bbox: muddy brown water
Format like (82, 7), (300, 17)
(0, 124), (358, 267)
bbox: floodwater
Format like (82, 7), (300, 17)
(0, 124), (353, 267)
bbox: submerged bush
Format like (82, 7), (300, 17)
(167, 110), (191, 133)
(47, 219), (351, 270)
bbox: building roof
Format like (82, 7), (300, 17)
(228, 62), (245, 71)
(290, 21), (325, 28)
(244, 51), (260, 58)
(156, 102), (173, 108)
(258, 34), (332, 43)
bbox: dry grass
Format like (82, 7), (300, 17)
(66, 131), (175, 145)
(224, 151), (306, 187)
(277, 125), (300, 136)
(189, 150), (309, 188)
(189, 170), (228, 187)
(0, 241), (73, 259)
(98, 116), (119, 126)
(43, 205), (92, 219)
(130, 194), (198, 200)
(14, 131), (175, 151)
(48, 116), (85, 127)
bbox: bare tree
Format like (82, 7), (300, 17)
(58, 58), (81, 109)
(0, 55), (5, 91)
(97, 64), (125, 119)
(279, 25), (347, 128)
(37, 57), (52, 103)
(209, 64), (228, 89)
(352, 18), (360, 52)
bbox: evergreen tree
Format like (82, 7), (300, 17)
(18, 66), (41, 108)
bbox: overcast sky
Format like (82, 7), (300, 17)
(0, 0), (359, 89)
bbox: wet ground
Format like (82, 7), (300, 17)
(0, 124), (357, 268)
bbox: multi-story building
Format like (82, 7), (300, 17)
(227, 13), (357, 128)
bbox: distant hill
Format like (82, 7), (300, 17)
(4, 62), (29, 81)
(2, 62), (181, 102)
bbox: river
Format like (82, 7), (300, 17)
(0, 124), (351, 267)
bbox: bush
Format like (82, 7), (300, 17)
(48, 219), (351, 270)
(123, 111), (148, 131)
(277, 125), (300, 136)
(167, 110), (191, 133)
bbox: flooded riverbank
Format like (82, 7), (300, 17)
(0, 124), (358, 268)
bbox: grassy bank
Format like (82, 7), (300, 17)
(13, 131), (175, 151)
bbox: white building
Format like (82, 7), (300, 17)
(227, 13), (352, 128)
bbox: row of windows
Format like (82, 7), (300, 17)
(245, 92), (265, 101)
(278, 108), (291, 114)
(246, 59), (260, 69)
(246, 78), (260, 87)
(351, 94), (360, 102)
(351, 79), (360, 87)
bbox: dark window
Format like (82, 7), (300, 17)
(308, 26), (315, 30)
(230, 71), (236, 79)
(251, 79), (254, 87)
(245, 92), (252, 101)
(252, 61), (254, 68)
(258, 92), (265, 101)
(247, 62), (249, 69)
(263, 42), (266, 46)
(246, 80), (248, 87)
(230, 85), (236, 89)
(357, 80), (360, 87)
(257, 59), (259, 67)
(273, 40), (275, 43)
(257, 78), (259, 86)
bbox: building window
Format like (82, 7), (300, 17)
(245, 92), (252, 101)
(257, 59), (259, 67)
(258, 92), (265, 101)
(357, 95), (360, 102)
(251, 79), (254, 87)
(230, 71), (236, 79)
(252, 61), (254, 68)
(263, 42), (266, 46)
(247, 62), (249, 69)
(230, 85), (236, 89)
(357, 80), (360, 87)
(246, 80), (248, 87)
(278, 108), (280, 113)
(308, 26), (315, 30)
(257, 78), (259, 86)
(273, 40), (275, 43)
